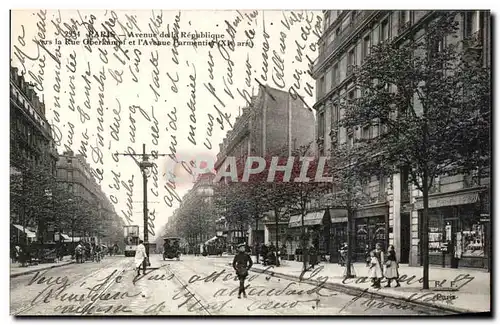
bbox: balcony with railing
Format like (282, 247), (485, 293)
(314, 10), (377, 73)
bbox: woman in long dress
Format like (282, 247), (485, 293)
(367, 251), (383, 288)
(384, 245), (401, 287)
(370, 243), (385, 289)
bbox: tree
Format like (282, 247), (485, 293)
(214, 181), (252, 245)
(232, 143), (332, 272)
(342, 12), (490, 289)
(328, 141), (379, 278)
(10, 160), (56, 243)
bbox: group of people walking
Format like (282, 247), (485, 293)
(367, 243), (401, 289)
(74, 242), (105, 263)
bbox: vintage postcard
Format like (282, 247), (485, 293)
(9, 9), (491, 316)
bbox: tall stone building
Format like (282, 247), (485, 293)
(312, 10), (490, 269)
(10, 66), (59, 243)
(10, 66), (58, 173)
(214, 85), (316, 247)
(56, 150), (119, 241)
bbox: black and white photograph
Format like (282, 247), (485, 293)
(8, 7), (492, 317)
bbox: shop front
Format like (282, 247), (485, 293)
(287, 210), (330, 258)
(354, 203), (389, 261)
(328, 208), (347, 263)
(416, 188), (489, 269)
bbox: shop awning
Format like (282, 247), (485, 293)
(12, 224), (36, 238)
(330, 208), (348, 223)
(63, 236), (81, 243)
(288, 211), (324, 228)
(60, 234), (71, 241)
(205, 236), (218, 244)
(415, 191), (480, 210)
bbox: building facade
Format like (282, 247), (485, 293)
(10, 66), (59, 243)
(313, 10), (490, 269)
(56, 150), (119, 241)
(10, 66), (58, 173)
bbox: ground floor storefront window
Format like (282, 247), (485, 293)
(354, 216), (386, 260)
(329, 223), (347, 263)
(420, 204), (488, 269)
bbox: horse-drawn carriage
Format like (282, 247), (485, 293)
(163, 237), (181, 261)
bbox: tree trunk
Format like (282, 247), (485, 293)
(345, 207), (354, 278)
(301, 211), (307, 273)
(255, 216), (259, 261)
(422, 171), (430, 290)
(274, 208), (280, 267)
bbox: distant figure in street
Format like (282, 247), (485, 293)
(232, 243), (253, 299)
(280, 244), (287, 261)
(260, 243), (268, 263)
(308, 244), (318, 269)
(134, 240), (148, 276)
(75, 243), (84, 264)
(339, 242), (348, 266)
(384, 245), (400, 288)
(364, 244), (371, 267)
(95, 244), (102, 262)
(255, 243), (261, 264)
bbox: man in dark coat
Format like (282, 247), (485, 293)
(260, 243), (268, 264)
(232, 243), (253, 299)
(255, 243), (261, 264)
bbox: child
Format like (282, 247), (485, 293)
(367, 251), (383, 288)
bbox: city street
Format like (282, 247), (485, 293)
(11, 255), (446, 316)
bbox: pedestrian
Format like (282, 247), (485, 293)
(339, 242), (348, 266)
(384, 245), (401, 288)
(364, 244), (371, 267)
(308, 244), (318, 269)
(260, 243), (268, 265)
(368, 251), (383, 288)
(280, 244), (287, 261)
(134, 240), (148, 276)
(232, 243), (253, 299)
(75, 243), (84, 264)
(255, 243), (260, 264)
(370, 243), (385, 289)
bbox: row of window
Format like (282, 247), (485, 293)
(317, 11), (484, 101)
(13, 116), (51, 152)
(318, 11), (411, 100)
(10, 85), (48, 131)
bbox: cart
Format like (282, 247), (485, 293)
(163, 237), (181, 261)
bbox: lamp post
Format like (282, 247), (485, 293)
(116, 144), (174, 267)
(139, 157), (153, 261)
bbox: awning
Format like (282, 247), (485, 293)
(205, 236), (218, 245)
(288, 211), (324, 228)
(415, 191), (480, 210)
(63, 236), (81, 243)
(330, 208), (348, 223)
(12, 224), (36, 238)
(60, 234), (71, 241)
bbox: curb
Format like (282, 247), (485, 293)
(250, 266), (481, 315)
(10, 261), (75, 278)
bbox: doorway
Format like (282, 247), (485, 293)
(400, 213), (410, 263)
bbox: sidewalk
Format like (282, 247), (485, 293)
(248, 257), (490, 313)
(10, 256), (74, 278)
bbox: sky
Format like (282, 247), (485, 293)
(10, 9), (322, 241)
